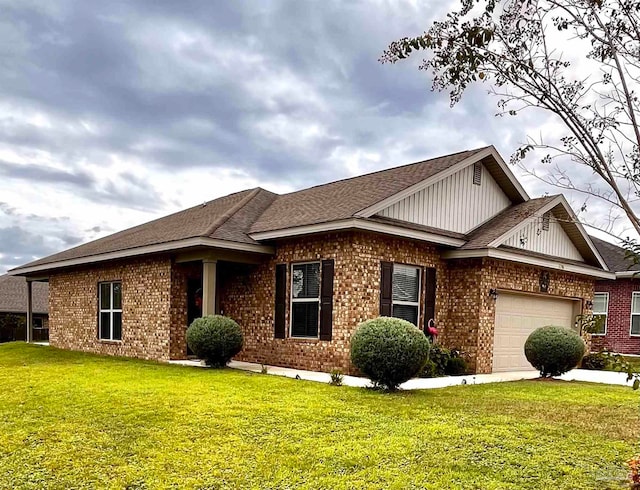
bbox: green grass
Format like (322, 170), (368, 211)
(1, 343), (639, 489)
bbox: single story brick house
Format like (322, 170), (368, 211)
(10, 146), (613, 373)
(590, 237), (640, 354)
(0, 274), (49, 343)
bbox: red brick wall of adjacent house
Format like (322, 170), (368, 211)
(220, 231), (446, 374)
(592, 279), (640, 354)
(48, 256), (174, 361)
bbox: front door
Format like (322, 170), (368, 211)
(186, 278), (203, 356)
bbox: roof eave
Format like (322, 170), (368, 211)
(443, 248), (615, 279)
(8, 237), (275, 276)
(615, 271), (640, 279)
(249, 218), (466, 247)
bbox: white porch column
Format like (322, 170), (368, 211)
(26, 280), (33, 343)
(202, 260), (217, 316)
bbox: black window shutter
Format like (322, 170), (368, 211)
(274, 264), (286, 339)
(319, 259), (334, 341)
(380, 261), (393, 316)
(424, 267), (437, 328)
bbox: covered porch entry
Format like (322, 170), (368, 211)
(170, 248), (268, 359)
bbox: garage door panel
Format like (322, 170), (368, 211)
(492, 293), (577, 372)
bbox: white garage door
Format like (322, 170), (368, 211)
(492, 293), (578, 372)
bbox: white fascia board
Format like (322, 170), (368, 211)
(443, 248), (615, 279)
(8, 237), (275, 276)
(554, 194), (609, 271)
(486, 195), (564, 248)
(354, 146), (529, 219)
(249, 218), (466, 247)
(615, 271), (640, 279)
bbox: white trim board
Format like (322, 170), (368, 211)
(249, 218), (466, 247)
(443, 248), (615, 279)
(8, 237), (275, 276)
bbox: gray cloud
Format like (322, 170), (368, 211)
(0, 0), (595, 272)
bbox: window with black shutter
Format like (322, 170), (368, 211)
(291, 262), (321, 337)
(391, 264), (421, 326)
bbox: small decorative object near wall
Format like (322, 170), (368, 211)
(488, 288), (498, 300)
(539, 271), (550, 293)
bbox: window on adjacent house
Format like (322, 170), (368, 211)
(99, 281), (122, 341)
(592, 292), (608, 335)
(291, 262), (320, 338)
(33, 317), (44, 329)
(392, 264), (421, 326)
(632, 292), (640, 336)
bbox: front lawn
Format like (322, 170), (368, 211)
(1, 343), (638, 489)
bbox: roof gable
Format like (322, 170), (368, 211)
(376, 160), (512, 234)
(462, 195), (607, 268)
(249, 147), (489, 234)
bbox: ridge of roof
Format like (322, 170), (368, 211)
(281, 146), (491, 197)
(202, 187), (263, 237)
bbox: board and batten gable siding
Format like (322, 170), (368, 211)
(502, 214), (583, 261)
(377, 163), (512, 233)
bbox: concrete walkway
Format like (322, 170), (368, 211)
(169, 358), (635, 390)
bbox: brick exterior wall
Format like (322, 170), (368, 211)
(220, 231), (446, 374)
(592, 279), (640, 354)
(45, 232), (596, 374)
(475, 258), (592, 373)
(48, 256), (174, 361)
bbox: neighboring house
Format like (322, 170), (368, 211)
(0, 274), (49, 343)
(590, 237), (640, 354)
(9, 146), (613, 373)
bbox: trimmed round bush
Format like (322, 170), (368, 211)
(186, 315), (243, 367)
(350, 317), (430, 390)
(524, 325), (585, 377)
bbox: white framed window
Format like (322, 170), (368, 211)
(592, 292), (608, 336)
(632, 292), (640, 336)
(99, 281), (122, 341)
(290, 262), (320, 338)
(392, 264), (421, 326)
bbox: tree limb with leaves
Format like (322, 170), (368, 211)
(381, 0), (640, 238)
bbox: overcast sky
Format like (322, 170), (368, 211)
(0, 0), (625, 273)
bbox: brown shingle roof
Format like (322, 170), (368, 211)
(590, 236), (640, 272)
(0, 275), (48, 314)
(249, 148), (487, 233)
(18, 188), (278, 269)
(462, 196), (557, 249)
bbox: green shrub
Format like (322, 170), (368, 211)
(446, 355), (468, 376)
(581, 352), (609, 371)
(329, 369), (344, 386)
(350, 317), (430, 390)
(524, 326), (585, 377)
(420, 345), (468, 377)
(186, 315), (243, 367)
